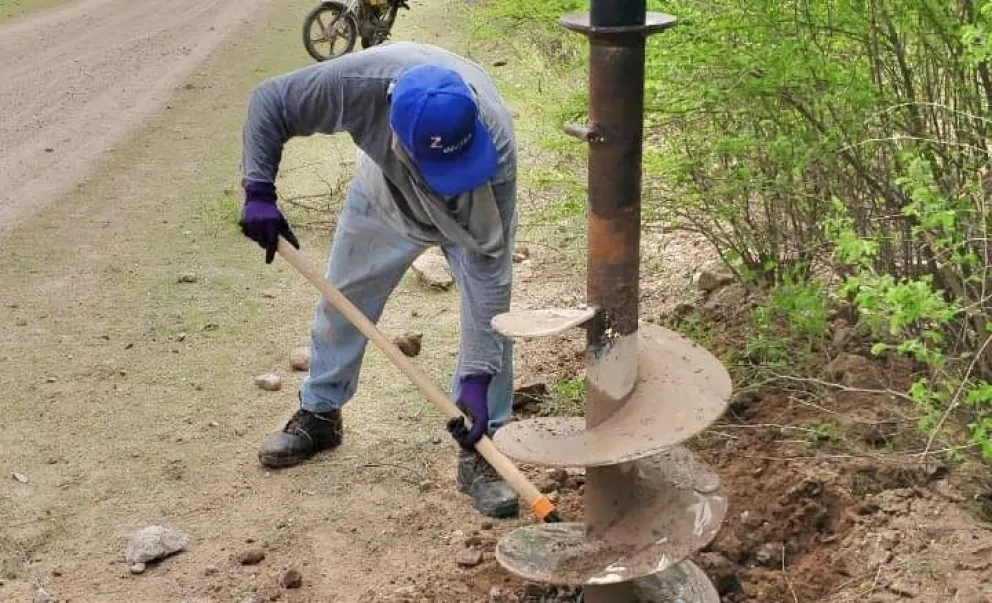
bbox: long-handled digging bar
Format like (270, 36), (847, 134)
(275, 238), (562, 523)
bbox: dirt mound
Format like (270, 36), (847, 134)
(692, 403), (853, 601)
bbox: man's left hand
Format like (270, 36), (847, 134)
(446, 374), (492, 449)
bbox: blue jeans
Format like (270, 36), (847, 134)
(299, 182), (514, 431)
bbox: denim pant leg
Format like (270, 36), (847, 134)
(444, 246), (515, 431)
(300, 185), (425, 413)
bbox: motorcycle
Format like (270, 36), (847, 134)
(302, 0), (409, 63)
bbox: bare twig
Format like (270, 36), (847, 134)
(836, 134), (992, 157)
(920, 331), (992, 459)
(767, 372), (918, 405)
(868, 563), (884, 597)
(782, 544), (800, 603)
(732, 442), (980, 462)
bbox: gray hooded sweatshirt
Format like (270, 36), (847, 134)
(240, 41), (517, 376)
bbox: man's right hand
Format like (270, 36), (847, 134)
(239, 181), (300, 264)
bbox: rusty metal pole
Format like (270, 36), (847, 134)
(570, 1), (653, 601)
(489, 4), (731, 602)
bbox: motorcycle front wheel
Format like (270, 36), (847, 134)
(302, 2), (358, 62)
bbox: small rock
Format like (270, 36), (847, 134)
(208, 421), (219, 428)
(393, 332), (423, 358)
(480, 521), (494, 531)
(178, 274), (198, 284)
(456, 548), (484, 568)
(204, 565), (218, 576)
(280, 568), (303, 589)
(289, 347), (310, 371)
(261, 289), (278, 299)
(512, 380), (548, 410)
(44, 147), (54, 153)
(753, 541), (783, 568)
(512, 246), (530, 263)
(15, 318), (27, 326)
(822, 353), (880, 388)
(702, 284), (749, 314)
(124, 526), (189, 567)
(492, 60), (508, 67)
(236, 548), (265, 565)
(418, 481), (434, 492)
(129, 563), (146, 574)
(536, 477), (558, 494)
(12, 472), (28, 484)
(411, 249), (455, 290)
(692, 262), (733, 293)
(254, 373), (282, 392)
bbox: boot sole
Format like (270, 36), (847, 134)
(258, 450), (313, 469)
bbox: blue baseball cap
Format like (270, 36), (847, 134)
(389, 64), (498, 197)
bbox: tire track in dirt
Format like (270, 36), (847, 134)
(0, 0), (276, 241)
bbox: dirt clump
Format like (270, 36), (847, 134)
(236, 548), (266, 566)
(393, 331), (423, 358)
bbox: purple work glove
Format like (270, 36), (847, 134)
(446, 374), (492, 450)
(238, 181), (299, 264)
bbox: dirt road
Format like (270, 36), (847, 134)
(2, 1), (989, 601)
(0, 1), (536, 601)
(0, 0), (276, 241)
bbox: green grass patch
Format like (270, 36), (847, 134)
(0, 0), (68, 25)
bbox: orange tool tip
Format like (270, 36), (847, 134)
(531, 496), (561, 523)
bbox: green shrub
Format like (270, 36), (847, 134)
(471, 0), (992, 457)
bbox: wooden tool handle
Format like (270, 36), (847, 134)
(276, 239), (557, 521)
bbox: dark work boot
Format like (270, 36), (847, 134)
(258, 408), (342, 468)
(457, 449), (519, 519)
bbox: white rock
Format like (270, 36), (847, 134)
(692, 262), (734, 293)
(289, 347), (310, 372)
(254, 373), (282, 391)
(124, 525), (190, 565)
(411, 248), (455, 290)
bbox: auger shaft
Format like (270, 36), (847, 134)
(490, 5), (730, 601)
(580, 2), (650, 601)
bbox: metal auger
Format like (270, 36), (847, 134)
(489, 2), (733, 601)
